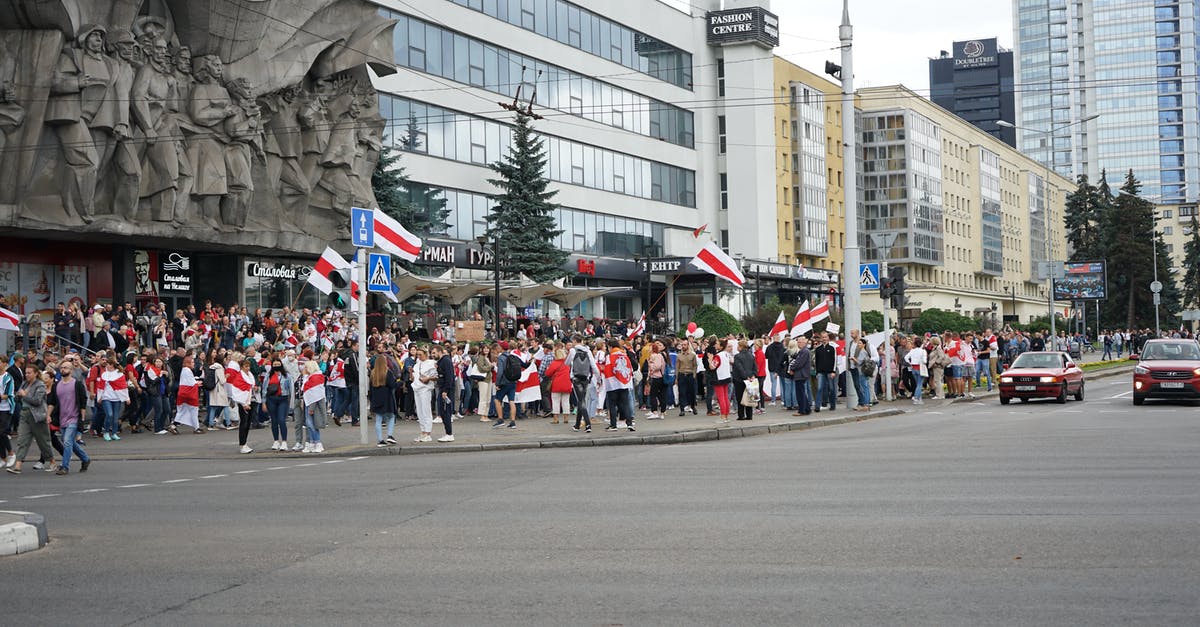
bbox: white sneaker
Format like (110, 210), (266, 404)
(239, 445), (254, 454)
(155, 430), (168, 435)
(279, 441), (288, 451)
(302, 443), (313, 453)
(420, 434), (433, 443)
(313, 443), (325, 453)
(270, 441), (280, 451)
(292, 442), (304, 452)
(437, 435), (455, 442)
(432, 417), (442, 424)
(32, 462), (45, 470)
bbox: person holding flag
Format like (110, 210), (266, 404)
(226, 357), (256, 453)
(98, 358), (130, 441)
(300, 360), (327, 453)
(170, 355), (202, 434)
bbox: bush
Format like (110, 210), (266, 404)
(861, 310), (884, 333)
(683, 304), (745, 338)
(909, 308), (979, 335)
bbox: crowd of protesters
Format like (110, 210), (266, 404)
(2, 298), (1193, 478)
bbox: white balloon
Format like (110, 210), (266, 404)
(694, 327), (704, 337)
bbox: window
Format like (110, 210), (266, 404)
(717, 58), (725, 97)
(719, 173), (728, 210)
(718, 116), (727, 154)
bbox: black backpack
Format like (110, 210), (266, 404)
(570, 351), (591, 382)
(202, 367), (217, 391)
(503, 353), (525, 382)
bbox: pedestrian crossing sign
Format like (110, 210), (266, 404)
(859, 263), (880, 290)
(367, 253), (391, 293)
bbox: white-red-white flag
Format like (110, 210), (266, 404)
(768, 311), (788, 338)
(373, 210), (423, 262)
(790, 301), (811, 338)
(309, 247), (351, 295)
(627, 312), (646, 339)
(688, 242), (745, 287)
(809, 300), (830, 325)
(0, 306), (18, 332)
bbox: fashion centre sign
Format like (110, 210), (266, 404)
(706, 7), (779, 48)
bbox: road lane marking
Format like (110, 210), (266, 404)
(22, 494), (59, 500)
(73, 488), (108, 494)
(294, 463), (318, 467)
(1108, 391), (1132, 399)
(234, 470), (259, 475)
(348, 456), (367, 461)
(321, 459), (345, 464)
(162, 478), (192, 484)
(117, 484), (150, 488)
(199, 474), (227, 479)
(266, 466), (289, 471)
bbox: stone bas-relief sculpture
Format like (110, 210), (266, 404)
(0, 0), (396, 256)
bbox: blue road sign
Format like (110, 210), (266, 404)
(350, 206), (375, 248)
(366, 253), (391, 293)
(859, 263), (880, 290)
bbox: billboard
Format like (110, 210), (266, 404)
(953, 38), (999, 69)
(706, 7), (780, 48)
(1053, 261), (1107, 301)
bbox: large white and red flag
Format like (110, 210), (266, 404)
(514, 350), (543, 404)
(627, 312), (646, 339)
(373, 210), (423, 262)
(308, 247), (359, 295)
(0, 306), (18, 332)
(100, 369), (130, 402)
(688, 242), (745, 287)
(790, 301), (811, 338)
(302, 372), (327, 407)
(808, 300), (831, 325)
(768, 311), (788, 338)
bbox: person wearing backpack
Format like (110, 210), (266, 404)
(850, 337), (874, 411)
(566, 338), (600, 432)
(491, 342), (527, 429)
(204, 355), (230, 430)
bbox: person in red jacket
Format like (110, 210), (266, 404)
(542, 347), (573, 425)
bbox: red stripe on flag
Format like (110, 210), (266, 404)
(696, 247), (744, 286)
(375, 220), (421, 258)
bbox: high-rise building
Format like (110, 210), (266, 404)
(929, 38), (1016, 147)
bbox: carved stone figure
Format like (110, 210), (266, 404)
(102, 28), (141, 219)
(187, 53), (236, 227)
(220, 76), (264, 229)
(0, 39), (25, 157)
(260, 85), (311, 223)
(132, 15), (167, 67)
(131, 38), (178, 221)
(46, 24), (124, 222)
(314, 81), (368, 214)
(170, 45), (195, 220)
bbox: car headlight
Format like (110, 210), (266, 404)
(1134, 365), (1149, 375)
(1193, 368), (1200, 376)
(1039, 376), (1058, 383)
(1000, 377), (1013, 383)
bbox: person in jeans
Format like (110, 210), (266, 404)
(300, 360), (327, 453)
(434, 344), (456, 442)
(765, 336), (786, 406)
(264, 358), (291, 451)
(48, 364), (90, 474)
(98, 358), (130, 441)
(0, 362), (14, 468)
(789, 336), (813, 415)
(6, 366), (54, 474)
(850, 337), (873, 411)
(731, 339), (756, 420)
(812, 333), (837, 412)
(645, 341), (666, 419)
(780, 340), (798, 410)
(491, 342), (525, 429)
(675, 340), (698, 416)
(368, 353), (398, 446)
(567, 340), (600, 432)
(905, 341), (928, 405)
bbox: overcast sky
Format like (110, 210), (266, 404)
(673, 1), (1015, 94)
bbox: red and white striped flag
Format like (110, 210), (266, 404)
(373, 209), (423, 262)
(309, 247), (357, 295)
(627, 312), (646, 339)
(302, 372), (326, 407)
(808, 300), (830, 325)
(790, 301), (812, 338)
(768, 311), (788, 338)
(692, 223), (708, 238)
(0, 305), (18, 332)
(101, 369), (130, 402)
(688, 242), (745, 287)
(226, 361), (254, 405)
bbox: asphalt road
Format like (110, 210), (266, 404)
(3, 375), (1198, 626)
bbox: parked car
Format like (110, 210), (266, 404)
(998, 351), (1085, 404)
(1132, 339), (1200, 406)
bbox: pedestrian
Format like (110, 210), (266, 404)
(48, 363), (90, 475)
(97, 358), (130, 441)
(543, 347), (572, 426)
(170, 355), (202, 434)
(753, 337), (767, 414)
(850, 337), (873, 411)
(711, 338), (733, 423)
(0, 361), (14, 468)
(491, 342), (525, 429)
(813, 332), (837, 412)
(300, 360), (327, 453)
(5, 365), (55, 474)
(789, 336), (813, 415)
(265, 357), (291, 451)
(226, 357), (256, 453)
(567, 338), (600, 432)
(411, 347), (436, 442)
(905, 340), (929, 405)
(205, 353), (229, 430)
(603, 338), (635, 431)
(141, 357), (170, 434)
(780, 339), (798, 410)
(676, 339), (698, 416)
(927, 337), (948, 400)
(645, 340), (666, 420)
(369, 353), (397, 447)
(732, 339), (756, 420)
(433, 345), (455, 442)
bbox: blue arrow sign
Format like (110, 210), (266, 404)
(350, 206), (375, 248)
(366, 253), (391, 293)
(859, 263), (880, 290)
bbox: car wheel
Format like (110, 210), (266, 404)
(999, 396), (1010, 405)
(1133, 395), (1145, 406)
(1073, 382), (1084, 402)
(1056, 385), (1067, 404)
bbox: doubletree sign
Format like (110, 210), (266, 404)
(706, 7), (779, 48)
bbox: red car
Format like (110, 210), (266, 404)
(1132, 339), (1200, 405)
(998, 351), (1085, 404)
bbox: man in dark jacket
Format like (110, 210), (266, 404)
(343, 341), (360, 426)
(765, 337), (786, 404)
(789, 336), (813, 415)
(731, 340), (756, 420)
(433, 345), (455, 441)
(812, 332), (837, 412)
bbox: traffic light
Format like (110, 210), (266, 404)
(879, 277), (894, 300)
(329, 267), (353, 311)
(888, 266), (908, 309)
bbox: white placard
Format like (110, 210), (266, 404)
(825, 322), (841, 334)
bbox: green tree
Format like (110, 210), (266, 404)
(1099, 171), (1160, 328)
(683, 304), (744, 338)
(1063, 174), (1103, 261)
(371, 116), (450, 240)
(909, 308), (979, 335)
(861, 310), (884, 333)
(486, 111), (568, 282)
(1182, 216), (1200, 311)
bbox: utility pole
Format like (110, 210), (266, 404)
(838, 0), (861, 409)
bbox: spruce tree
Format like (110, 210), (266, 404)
(1182, 216), (1200, 312)
(486, 111), (567, 282)
(371, 117), (450, 240)
(1063, 174), (1102, 261)
(1099, 171), (1157, 328)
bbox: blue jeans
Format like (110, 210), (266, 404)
(146, 396), (169, 432)
(768, 372), (781, 402)
(795, 377), (811, 413)
(974, 360), (991, 390)
(855, 372), (872, 406)
(206, 403), (227, 428)
(345, 386), (360, 423)
(60, 423), (89, 470)
(375, 411), (396, 441)
(266, 396), (288, 441)
(102, 400), (123, 435)
(781, 376), (796, 408)
(912, 371), (925, 400)
(330, 386), (347, 418)
(815, 373), (836, 410)
(305, 406), (322, 443)
(1102, 345), (1112, 360)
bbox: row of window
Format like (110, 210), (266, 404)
(383, 10), (695, 148)
(381, 94), (697, 207)
(447, 0), (693, 89)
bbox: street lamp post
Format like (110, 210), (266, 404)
(476, 235), (501, 340)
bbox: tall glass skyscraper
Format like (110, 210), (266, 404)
(1014, 0), (1198, 200)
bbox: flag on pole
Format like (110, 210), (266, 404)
(309, 247), (350, 295)
(0, 306), (18, 332)
(627, 312), (646, 339)
(790, 301), (811, 338)
(768, 311), (788, 338)
(808, 300), (831, 325)
(688, 242), (745, 287)
(373, 210), (423, 262)
(692, 224), (708, 238)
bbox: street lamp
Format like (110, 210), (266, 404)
(476, 234), (501, 340)
(997, 114), (1100, 350)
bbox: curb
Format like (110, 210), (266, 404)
(0, 510), (48, 556)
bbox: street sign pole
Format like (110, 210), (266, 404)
(358, 249), (369, 445)
(838, 0), (860, 410)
